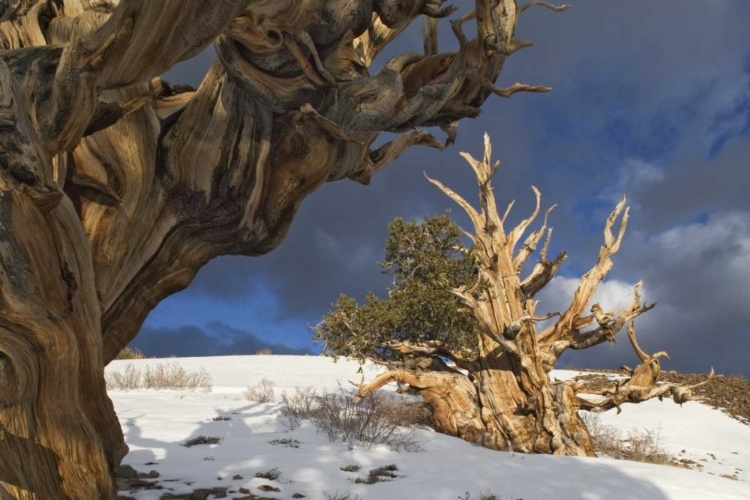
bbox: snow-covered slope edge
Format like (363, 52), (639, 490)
(107, 355), (750, 500)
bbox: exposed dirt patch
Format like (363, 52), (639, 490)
(575, 369), (750, 426)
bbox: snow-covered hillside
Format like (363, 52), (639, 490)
(107, 355), (750, 500)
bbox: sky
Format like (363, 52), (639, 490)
(134, 0), (750, 376)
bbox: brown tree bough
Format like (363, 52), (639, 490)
(1, 0), (567, 498)
(349, 134), (714, 456)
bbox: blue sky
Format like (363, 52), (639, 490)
(133, 1), (750, 374)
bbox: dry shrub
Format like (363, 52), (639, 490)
(279, 386), (318, 429)
(105, 364), (142, 390)
(353, 464), (399, 484)
(279, 385), (424, 451)
(582, 413), (671, 465)
(255, 347), (273, 355)
(116, 347), (146, 360)
(324, 492), (362, 500)
(255, 468), (281, 481)
(268, 438), (301, 448)
(105, 362), (212, 392)
(244, 377), (276, 403)
(182, 436), (222, 447)
(144, 362), (212, 391)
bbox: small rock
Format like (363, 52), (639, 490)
(238, 487), (251, 494)
(292, 493), (306, 498)
(138, 470), (160, 479)
(116, 465), (138, 479)
(257, 484), (280, 492)
(232, 474), (244, 480)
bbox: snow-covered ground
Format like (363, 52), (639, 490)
(107, 355), (750, 500)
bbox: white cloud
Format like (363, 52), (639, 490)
(642, 211), (750, 315)
(650, 211), (750, 263)
(600, 159), (665, 206)
(536, 276), (644, 320)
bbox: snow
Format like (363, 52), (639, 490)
(107, 355), (750, 500)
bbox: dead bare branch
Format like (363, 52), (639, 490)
(519, 1), (571, 14)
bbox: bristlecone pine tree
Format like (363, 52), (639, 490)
(315, 134), (715, 456)
(1, 1), (574, 498)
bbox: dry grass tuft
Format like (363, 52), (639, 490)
(143, 363), (212, 391)
(255, 468), (281, 481)
(105, 364), (142, 390)
(582, 413), (671, 465)
(353, 464), (399, 484)
(244, 377), (276, 403)
(105, 362), (212, 392)
(324, 492), (362, 500)
(182, 436), (222, 447)
(268, 438), (301, 448)
(115, 347), (146, 360)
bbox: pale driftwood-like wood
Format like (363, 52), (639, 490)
(354, 134), (714, 456)
(1, 1), (562, 498)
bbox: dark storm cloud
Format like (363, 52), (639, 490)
(130, 322), (313, 358)
(161, 1), (750, 374)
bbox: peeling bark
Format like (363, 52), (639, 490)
(0, 0), (562, 497)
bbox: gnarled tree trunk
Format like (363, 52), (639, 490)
(353, 135), (713, 456)
(1, 0), (558, 497)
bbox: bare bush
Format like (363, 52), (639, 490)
(143, 362), (212, 391)
(182, 436), (222, 448)
(353, 464), (399, 484)
(279, 384), (424, 451)
(115, 347), (146, 360)
(324, 492), (362, 500)
(581, 413), (671, 465)
(268, 438), (301, 448)
(255, 468), (281, 481)
(279, 386), (318, 429)
(105, 362), (212, 392)
(244, 377), (276, 403)
(105, 364), (142, 390)
(255, 347), (273, 355)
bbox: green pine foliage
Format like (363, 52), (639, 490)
(313, 212), (480, 366)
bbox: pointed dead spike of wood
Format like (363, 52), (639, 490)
(625, 321), (649, 362)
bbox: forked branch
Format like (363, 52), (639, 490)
(538, 197), (630, 344)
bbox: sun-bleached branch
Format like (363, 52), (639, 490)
(538, 197), (630, 344)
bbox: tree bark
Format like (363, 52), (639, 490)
(1, 0), (550, 497)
